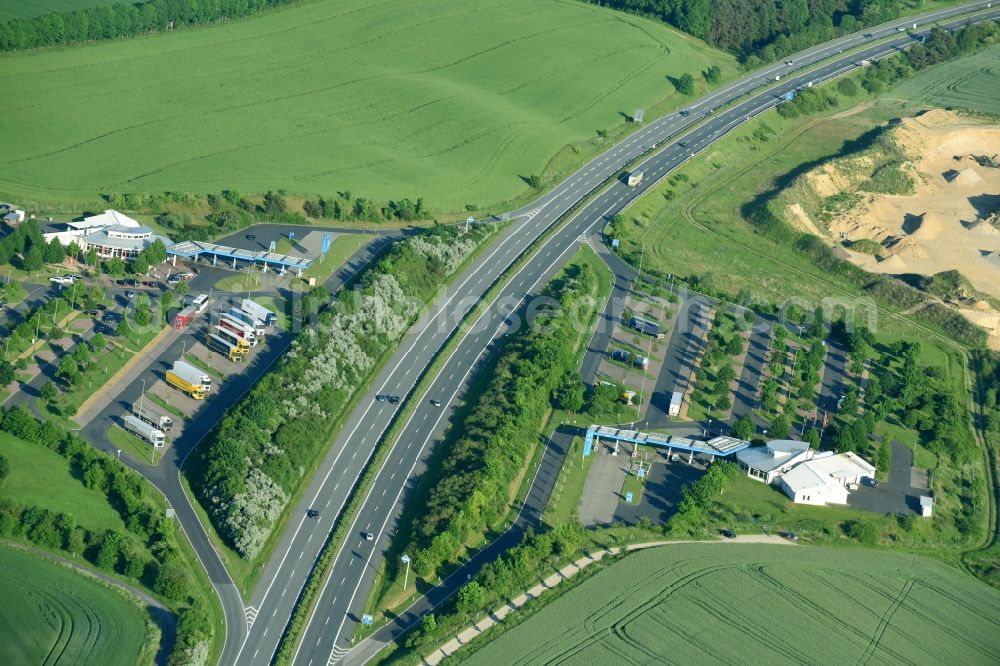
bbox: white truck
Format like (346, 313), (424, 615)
(122, 414), (166, 448)
(242, 298), (277, 327)
(668, 391), (683, 417)
(172, 359), (212, 393)
(228, 308), (266, 337)
(132, 400), (173, 432)
(626, 170), (645, 187)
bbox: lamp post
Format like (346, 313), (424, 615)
(117, 449), (122, 461)
(401, 553), (410, 591)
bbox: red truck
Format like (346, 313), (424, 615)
(172, 305), (197, 330)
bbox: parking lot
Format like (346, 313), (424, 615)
(848, 440), (926, 515)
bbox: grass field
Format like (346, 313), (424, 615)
(464, 543), (1000, 665)
(0, 0), (734, 212)
(0, 544), (149, 666)
(106, 425), (162, 466)
(0, 0), (117, 21)
(0, 431), (126, 532)
(888, 44), (1000, 114)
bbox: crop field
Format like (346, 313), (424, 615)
(0, 544), (148, 665)
(0, 431), (126, 532)
(464, 544), (1000, 665)
(889, 44), (1000, 114)
(0, 0), (734, 211)
(0, 1), (116, 21)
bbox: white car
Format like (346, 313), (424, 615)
(49, 276), (73, 285)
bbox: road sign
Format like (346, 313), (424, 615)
(634, 108), (645, 123)
(401, 554), (410, 564)
(611, 238), (620, 248)
(362, 614), (373, 626)
(321, 233), (332, 254)
(288, 231), (294, 241)
(268, 240), (276, 253)
(784, 91), (794, 101)
(625, 491), (634, 504)
(638, 466), (647, 479)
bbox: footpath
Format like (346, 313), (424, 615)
(422, 535), (790, 665)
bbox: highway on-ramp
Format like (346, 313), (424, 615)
(222, 4), (1000, 665)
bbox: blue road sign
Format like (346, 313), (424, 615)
(362, 614), (374, 626)
(784, 91), (794, 101)
(401, 554), (410, 564)
(625, 491), (634, 504)
(321, 233), (332, 254)
(638, 467), (646, 479)
(611, 238), (620, 248)
(288, 231), (295, 241)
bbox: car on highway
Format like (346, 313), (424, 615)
(720, 529), (737, 539)
(679, 109), (689, 116)
(363, 532), (374, 541)
(677, 141), (688, 147)
(430, 399), (442, 407)
(375, 394), (387, 402)
(785, 60), (793, 65)
(387, 395), (400, 404)
(307, 509), (320, 519)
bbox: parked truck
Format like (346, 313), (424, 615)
(218, 313), (258, 347)
(215, 325), (251, 352)
(132, 400), (173, 432)
(172, 305), (197, 330)
(227, 308), (266, 336)
(122, 414), (166, 447)
(206, 333), (245, 362)
(242, 298), (277, 327)
(668, 391), (683, 416)
(167, 360), (212, 400)
(626, 170), (645, 187)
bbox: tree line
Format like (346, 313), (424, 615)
(585, 0), (908, 64)
(0, 405), (213, 664)
(0, 0), (298, 51)
(406, 263), (597, 578)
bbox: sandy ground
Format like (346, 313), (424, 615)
(789, 109), (1000, 348)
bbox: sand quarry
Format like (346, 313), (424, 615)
(790, 109), (1000, 347)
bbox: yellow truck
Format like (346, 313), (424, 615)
(166, 361), (210, 400)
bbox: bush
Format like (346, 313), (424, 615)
(837, 77), (858, 96)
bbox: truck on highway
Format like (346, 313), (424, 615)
(219, 313), (258, 347)
(132, 400), (173, 432)
(242, 298), (277, 327)
(668, 391), (683, 416)
(227, 308), (266, 337)
(121, 414), (166, 447)
(172, 305), (197, 330)
(215, 325), (251, 352)
(206, 332), (245, 362)
(626, 170), (645, 187)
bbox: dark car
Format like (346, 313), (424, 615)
(679, 109), (689, 116)
(778, 531), (799, 541)
(678, 141), (688, 147)
(387, 395), (400, 404)
(307, 509), (319, 519)
(375, 394), (387, 402)
(102, 313), (116, 323)
(430, 399), (442, 407)
(246, 234), (256, 240)
(720, 529), (737, 539)
(863, 477), (879, 487)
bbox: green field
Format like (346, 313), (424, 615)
(0, 0), (734, 211)
(0, 1), (117, 21)
(0, 431), (126, 532)
(0, 544), (149, 665)
(889, 44), (1000, 114)
(464, 544), (1000, 665)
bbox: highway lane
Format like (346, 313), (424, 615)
(284, 6), (1000, 665)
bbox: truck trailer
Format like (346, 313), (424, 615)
(122, 414), (166, 447)
(172, 360), (212, 393)
(219, 313), (258, 346)
(227, 308), (266, 336)
(668, 391), (683, 416)
(132, 399), (173, 432)
(626, 170), (645, 187)
(172, 305), (197, 330)
(206, 333), (245, 362)
(215, 325), (251, 351)
(242, 298), (277, 327)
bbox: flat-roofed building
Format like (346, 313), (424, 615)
(735, 439), (814, 485)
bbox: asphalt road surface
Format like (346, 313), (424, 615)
(273, 6), (1000, 666)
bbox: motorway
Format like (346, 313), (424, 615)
(242, 4), (1000, 666)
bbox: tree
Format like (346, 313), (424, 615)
(86, 248), (98, 268)
(455, 580), (486, 615)
(40, 380), (58, 403)
(57, 356), (80, 385)
(23, 244), (44, 272)
(676, 72), (695, 95)
(90, 332), (106, 351)
(45, 238), (66, 264)
(67, 241), (81, 261)
(526, 174), (542, 189)
(804, 427), (821, 449)
(732, 414), (754, 440)
(837, 78), (858, 96)
(769, 413), (790, 439)
(131, 255), (149, 276)
(703, 65), (722, 84)
(104, 256), (125, 276)
(0, 453), (8, 483)
(554, 371), (584, 412)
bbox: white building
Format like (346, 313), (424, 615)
(735, 439), (814, 484)
(779, 451), (876, 506)
(42, 210), (172, 260)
